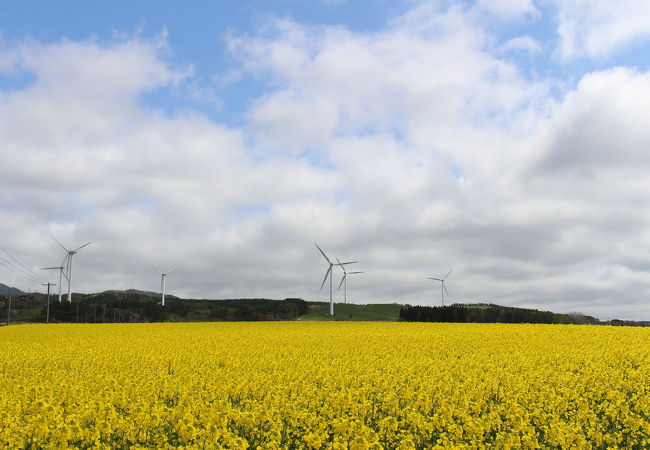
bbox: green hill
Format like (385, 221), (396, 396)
(300, 302), (402, 321)
(4, 290), (648, 325)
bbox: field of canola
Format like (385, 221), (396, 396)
(1, 322), (650, 448)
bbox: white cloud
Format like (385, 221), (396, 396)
(551, 0), (650, 60)
(535, 67), (650, 172)
(0, 35), (337, 298)
(3, 4), (650, 320)
(502, 36), (543, 54)
(233, 6), (546, 158)
(475, 0), (538, 20)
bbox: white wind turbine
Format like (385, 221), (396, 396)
(153, 267), (175, 306)
(41, 255), (68, 303)
(52, 237), (92, 303)
(315, 243), (356, 316)
(335, 257), (363, 304)
(426, 268), (453, 306)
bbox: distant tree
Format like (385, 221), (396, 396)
(274, 300), (299, 319)
(283, 298), (308, 315)
(399, 304), (567, 324)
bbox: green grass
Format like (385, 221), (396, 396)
(300, 303), (403, 321)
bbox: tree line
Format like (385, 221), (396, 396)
(399, 304), (601, 325)
(1, 291), (309, 324)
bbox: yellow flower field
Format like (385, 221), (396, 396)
(1, 322), (650, 448)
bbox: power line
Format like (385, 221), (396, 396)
(0, 246), (44, 281)
(0, 257), (25, 277)
(0, 254), (41, 282)
(0, 248), (43, 284)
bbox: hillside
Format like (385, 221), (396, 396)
(2, 289), (648, 325)
(0, 283), (26, 296)
(101, 289), (180, 300)
(301, 303), (402, 321)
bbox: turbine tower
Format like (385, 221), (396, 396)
(427, 268), (453, 306)
(153, 267), (175, 306)
(315, 243), (357, 315)
(41, 255), (68, 303)
(52, 237), (92, 303)
(335, 257), (363, 304)
(315, 244), (335, 315)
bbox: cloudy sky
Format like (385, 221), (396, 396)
(2, 0), (650, 320)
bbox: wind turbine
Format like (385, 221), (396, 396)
(427, 268), (453, 306)
(41, 255), (68, 303)
(315, 244), (356, 316)
(52, 237), (92, 303)
(153, 267), (175, 306)
(315, 244), (335, 315)
(335, 257), (363, 304)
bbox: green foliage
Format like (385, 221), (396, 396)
(399, 304), (601, 325)
(301, 303), (402, 321)
(31, 292), (310, 323)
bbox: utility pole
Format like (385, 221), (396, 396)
(42, 282), (56, 324)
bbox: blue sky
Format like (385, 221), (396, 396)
(3, 0), (650, 122)
(1, 0), (406, 125)
(3, 1), (650, 320)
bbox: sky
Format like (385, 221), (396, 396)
(2, 0), (650, 320)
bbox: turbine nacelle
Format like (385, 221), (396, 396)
(52, 236), (92, 255)
(153, 266), (175, 306)
(153, 266), (175, 276)
(334, 257), (363, 304)
(315, 243), (338, 315)
(426, 268), (453, 306)
(338, 270), (365, 290)
(51, 236), (91, 303)
(40, 258), (68, 303)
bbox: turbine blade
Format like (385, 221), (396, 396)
(443, 268), (453, 280)
(349, 271), (364, 274)
(338, 274), (346, 290)
(320, 266), (332, 290)
(165, 267), (176, 275)
(443, 283), (449, 296)
(339, 261), (358, 265)
(427, 277), (442, 281)
(74, 241), (92, 252)
(335, 257), (347, 274)
(314, 243), (331, 263)
(152, 266), (162, 274)
(41, 266), (63, 270)
(51, 235), (70, 252)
